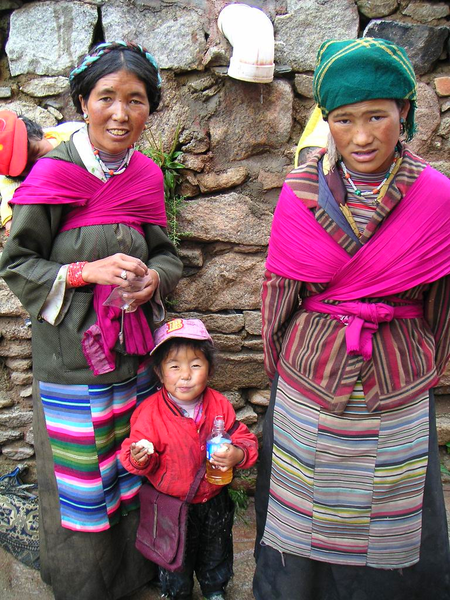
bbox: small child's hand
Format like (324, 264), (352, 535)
(130, 439), (154, 466)
(211, 444), (244, 471)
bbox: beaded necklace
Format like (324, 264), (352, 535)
(339, 150), (399, 200)
(92, 146), (133, 178)
(338, 150), (403, 239)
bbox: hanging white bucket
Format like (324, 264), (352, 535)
(218, 3), (275, 84)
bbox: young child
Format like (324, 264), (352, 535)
(120, 318), (258, 600)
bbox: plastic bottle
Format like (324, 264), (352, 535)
(206, 415), (233, 485)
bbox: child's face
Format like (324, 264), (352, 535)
(159, 345), (210, 402)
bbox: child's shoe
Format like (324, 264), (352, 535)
(203, 594), (225, 600)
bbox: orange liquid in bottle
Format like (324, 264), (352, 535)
(206, 459), (233, 485)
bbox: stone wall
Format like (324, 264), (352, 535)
(0, 0), (449, 480)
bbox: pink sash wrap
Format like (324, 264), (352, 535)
(266, 166), (450, 360)
(13, 154), (167, 375)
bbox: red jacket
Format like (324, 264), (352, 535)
(120, 387), (258, 503)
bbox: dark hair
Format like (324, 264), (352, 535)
(20, 116), (44, 143)
(70, 42), (161, 115)
(152, 338), (217, 381)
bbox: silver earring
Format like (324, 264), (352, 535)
(83, 113), (89, 121)
(400, 117), (406, 136)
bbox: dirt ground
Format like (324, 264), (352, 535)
(0, 498), (257, 600)
(1, 485), (450, 600)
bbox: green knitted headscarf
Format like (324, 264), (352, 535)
(313, 38), (417, 141)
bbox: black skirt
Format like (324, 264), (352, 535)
(253, 376), (450, 600)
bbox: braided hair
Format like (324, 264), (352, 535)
(70, 41), (161, 114)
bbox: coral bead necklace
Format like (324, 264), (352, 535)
(92, 145), (133, 177)
(339, 150), (399, 200)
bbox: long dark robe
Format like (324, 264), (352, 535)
(253, 377), (450, 600)
(33, 383), (156, 600)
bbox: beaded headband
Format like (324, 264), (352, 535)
(69, 41), (161, 87)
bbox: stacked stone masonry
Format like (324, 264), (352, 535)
(0, 0), (449, 481)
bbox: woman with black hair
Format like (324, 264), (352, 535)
(0, 41), (183, 600)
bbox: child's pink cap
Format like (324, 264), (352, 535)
(151, 318), (213, 354)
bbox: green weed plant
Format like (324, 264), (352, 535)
(141, 125), (185, 246)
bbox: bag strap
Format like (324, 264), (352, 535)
(184, 463), (206, 504)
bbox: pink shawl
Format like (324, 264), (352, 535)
(11, 152), (167, 232)
(266, 166), (450, 359)
(12, 153), (167, 375)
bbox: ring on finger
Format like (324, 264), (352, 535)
(120, 270), (128, 281)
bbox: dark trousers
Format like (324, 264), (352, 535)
(160, 487), (235, 599)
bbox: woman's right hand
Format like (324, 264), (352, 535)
(80, 253), (149, 287)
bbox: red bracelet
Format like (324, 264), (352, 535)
(67, 261), (88, 287)
(130, 453), (150, 469)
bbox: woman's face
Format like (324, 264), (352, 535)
(328, 99), (410, 174)
(80, 69), (150, 154)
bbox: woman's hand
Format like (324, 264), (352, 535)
(120, 269), (160, 306)
(78, 253), (149, 288)
(211, 444), (245, 471)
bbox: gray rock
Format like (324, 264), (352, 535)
(210, 79), (293, 162)
(0, 429), (22, 444)
(5, 358), (32, 372)
(0, 288), (28, 317)
(209, 351), (267, 390)
(294, 74), (314, 99)
(0, 101), (57, 128)
(19, 386), (33, 399)
(0, 87), (12, 99)
(222, 391), (246, 410)
(172, 252), (266, 312)
(438, 118), (450, 138)
(211, 333), (244, 352)
(257, 169), (287, 190)
(356, 0), (398, 18)
(0, 408), (32, 428)
(178, 193), (272, 246)
(10, 371), (33, 386)
(168, 312), (245, 333)
(0, 339), (32, 359)
(274, 0), (359, 72)
(242, 338), (264, 351)
(437, 414), (450, 445)
(177, 245), (204, 268)
(24, 426), (33, 446)
(102, 2), (206, 72)
(197, 167), (248, 193)
(235, 405), (258, 426)
(20, 76), (69, 97)
(363, 20), (449, 75)
(46, 106), (64, 121)
(180, 153), (211, 173)
(0, 317), (32, 340)
(0, 393), (14, 409)
(441, 100), (450, 113)
(2, 443), (34, 461)
(402, 2), (450, 23)
(6, 1), (98, 76)
(408, 82), (441, 155)
(244, 311), (262, 336)
(248, 389), (271, 407)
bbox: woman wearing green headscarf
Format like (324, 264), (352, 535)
(254, 38), (450, 599)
